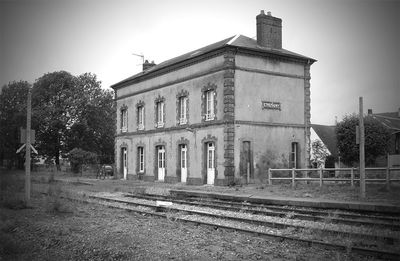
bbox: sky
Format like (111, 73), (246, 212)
(1, 0), (399, 125)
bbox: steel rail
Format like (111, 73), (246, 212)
(179, 194), (400, 223)
(127, 193), (400, 228)
(85, 194), (400, 260)
(91, 195), (400, 245)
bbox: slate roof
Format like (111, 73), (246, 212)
(311, 124), (338, 157)
(111, 34), (315, 89)
(370, 111), (400, 133)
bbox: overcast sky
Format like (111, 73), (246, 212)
(1, 0), (399, 125)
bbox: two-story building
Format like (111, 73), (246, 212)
(111, 11), (316, 185)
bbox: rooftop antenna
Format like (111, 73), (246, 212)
(132, 52), (144, 65)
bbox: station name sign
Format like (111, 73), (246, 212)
(262, 101), (281, 111)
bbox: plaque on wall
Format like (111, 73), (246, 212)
(262, 101), (281, 111)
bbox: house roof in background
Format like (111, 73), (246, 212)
(311, 124), (338, 157)
(371, 111), (400, 132)
(111, 34), (315, 89)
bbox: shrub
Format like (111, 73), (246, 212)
(256, 149), (289, 182)
(68, 148), (98, 174)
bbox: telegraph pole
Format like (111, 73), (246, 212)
(25, 86), (32, 206)
(359, 97), (366, 198)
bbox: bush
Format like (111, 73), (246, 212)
(256, 150), (289, 182)
(68, 148), (98, 174)
(336, 114), (391, 166)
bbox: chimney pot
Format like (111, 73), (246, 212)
(267, 11), (271, 16)
(143, 59), (156, 71)
(260, 10), (265, 15)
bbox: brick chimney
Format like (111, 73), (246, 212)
(256, 10), (282, 49)
(368, 109), (373, 115)
(143, 60), (156, 71)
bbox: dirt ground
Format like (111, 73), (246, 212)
(1, 170), (398, 261)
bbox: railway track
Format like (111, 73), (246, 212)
(125, 193), (400, 230)
(84, 193), (400, 260)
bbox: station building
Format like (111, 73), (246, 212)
(111, 11), (316, 185)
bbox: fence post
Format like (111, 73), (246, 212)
(351, 168), (354, 187)
(267, 168), (271, 185)
(292, 168), (295, 189)
(386, 154), (390, 190)
(319, 168), (323, 187)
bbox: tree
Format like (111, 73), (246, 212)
(0, 81), (31, 168)
(336, 114), (391, 166)
(32, 71), (115, 169)
(32, 71), (79, 169)
(64, 73), (115, 164)
(310, 139), (329, 168)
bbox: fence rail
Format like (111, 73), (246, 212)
(267, 167), (400, 189)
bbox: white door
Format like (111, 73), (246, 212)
(158, 146), (165, 181)
(181, 145), (187, 183)
(122, 148), (127, 179)
(207, 143), (215, 185)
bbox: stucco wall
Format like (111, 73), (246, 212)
(234, 124), (306, 181)
(116, 71), (225, 134)
(235, 55), (305, 124)
(235, 54), (304, 75)
(114, 54), (227, 183)
(115, 126), (225, 183)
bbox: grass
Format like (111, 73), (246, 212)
(0, 172), (32, 257)
(0, 172), (27, 209)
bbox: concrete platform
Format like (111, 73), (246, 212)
(170, 189), (400, 214)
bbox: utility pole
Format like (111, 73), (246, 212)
(25, 86), (32, 206)
(359, 97), (366, 198)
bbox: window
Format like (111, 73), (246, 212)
(205, 90), (215, 121)
(395, 133), (400, 154)
(290, 142), (299, 169)
(121, 109), (127, 132)
(137, 106), (144, 130)
(179, 96), (188, 124)
(138, 147), (144, 173)
(156, 101), (164, 127)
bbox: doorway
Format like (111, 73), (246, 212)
(157, 146), (165, 181)
(180, 144), (187, 183)
(121, 147), (127, 179)
(206, 142), (215, 185)
(240, 141), (253, 183)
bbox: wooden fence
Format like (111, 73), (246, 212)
(268, 167), (400, 189)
